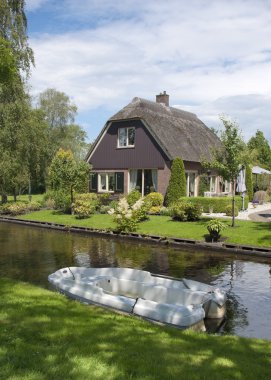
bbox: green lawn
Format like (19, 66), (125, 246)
(19, 210), (271, 248)
(0, 277), (270, 380)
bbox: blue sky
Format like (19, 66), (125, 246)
(26, 0), (271, 144)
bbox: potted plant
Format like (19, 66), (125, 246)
(206, 219), (227, 242)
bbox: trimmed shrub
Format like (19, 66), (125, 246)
(126, 189), (141, 206)
(170, 202), (187, 221)
(165, 157), (186, 206)
(73, 199), (96, 219)
(159, 206), (171, 216)
(185, 203), (203, 221)
(0, 201), (42, 216)
(145, 192), (164, 207)
(99, 205), (112, 214)
(225, 204), (239, 217)
(170, 201), (202, 221)
(148, 206), (161, 215)
(178, 196), (248, 213)
(97, 193), (111, 205)
(245, 164), (253, 201)
(75, 193), (98, 202)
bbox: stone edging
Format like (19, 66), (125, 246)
(1, 216), (271, 259)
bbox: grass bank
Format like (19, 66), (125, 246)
(0, 277), (270, 380)
(18, 210), (271, 248)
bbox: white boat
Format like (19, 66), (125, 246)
(48, 267), (226, 330)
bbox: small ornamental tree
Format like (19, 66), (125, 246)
(165, 157), (186, 206)
(48, 149), (89, 211)
(202, 116), (245, 227)
(245, 164), (253, 201)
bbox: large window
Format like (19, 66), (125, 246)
(185, 172), (196, 197)
(98, 173), (115, 192)
(89, 172), (124, 193)
(129, 169), (157, 196)
(210, 176), (216, 193)
(118, 127), (135, 148)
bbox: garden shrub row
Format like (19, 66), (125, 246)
(0, 201), (41, 216)
(178, 196), (249, 213)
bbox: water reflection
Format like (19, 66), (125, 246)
(0, 222), (270, 340)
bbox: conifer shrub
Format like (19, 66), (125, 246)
(245, 164), (253, 201)
(165, 157), (186, 206)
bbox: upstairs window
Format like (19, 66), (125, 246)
(118, 127), (135, 148)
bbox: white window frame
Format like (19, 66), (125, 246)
(185, 171), (197, 197)
(128, 169), (158, 197)
(98, 173), (114, 193)
(117, 127), (135, 148)
(210, 176), (217, 193)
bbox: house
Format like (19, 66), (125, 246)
(86, 92), (228, 197)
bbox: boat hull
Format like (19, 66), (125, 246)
(48, 267), (226, 328)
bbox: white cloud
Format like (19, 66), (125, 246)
(28, 0), (271, 143)
(26, 0), (49, 11)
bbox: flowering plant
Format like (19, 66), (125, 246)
(108, 197), (147, 232)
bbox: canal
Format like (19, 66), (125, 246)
(0, 221), (270, 340)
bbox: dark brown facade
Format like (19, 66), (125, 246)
(90, 120), (169, 170)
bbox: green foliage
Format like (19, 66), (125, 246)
(159, 206), (171, 216)
(0, 201), (41, 216)
(0, 38), (17, 84)
(97, 192), (111, 205)
(99, 205), (111, 214)
(247, 130), (271, 169)
(170, 202), (202, 221)
(108, 197), (148, 232)
(48, 149), (89, 209)
(253, 173), (271, 192)
(165, 157), (186, 206)
(178, 196), (248, 213)
(185, 203), (203, 221)
(144, 192), (164, 207)
(126, 189), (141, 206)
(37, 88), (88, 160)
(0, 0), (34, 75)
(245, 164), (254, 201)
(148, 206), (162, 215)
(225, 204), (239, 217)
(73, 199), (96, 219)
(202, 116), (246, 226)
(51, 190), (72, 214)
(75, 193), (98, 202)
(170, 203), (186, 221)
(198, 174), (210, 196)
(206, 219), (227, 241)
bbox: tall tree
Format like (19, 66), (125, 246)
(247, 130), (271, 170)
(0, 1), (35, 200)
(37, 88), (88, 159)
(0, 0), (34, 76)
(203, 116), (245, 227)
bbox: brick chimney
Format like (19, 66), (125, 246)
(156, 91), (169, 106)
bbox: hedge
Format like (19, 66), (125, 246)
(178, 196), (249, 213)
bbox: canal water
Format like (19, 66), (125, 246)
(0, 221), (270, 340)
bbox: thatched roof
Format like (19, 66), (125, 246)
(86, 96), (221, 163)
(109, 97), (221, 162)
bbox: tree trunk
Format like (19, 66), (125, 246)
(231, 180), (235, 227)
